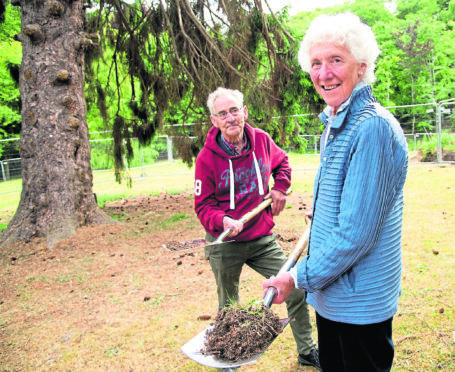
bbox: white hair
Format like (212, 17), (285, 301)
(298, 12), (381, 84)
(207, 87), (244, 115)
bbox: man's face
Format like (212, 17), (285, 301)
(309, 43), (366, 115)
(210, 94), (248, 143)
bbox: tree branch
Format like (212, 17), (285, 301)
(253, 0), (292, 74)
(159, 0), (195, 83)
(180, 0), (248, 81)
(262, 0), (295, 43)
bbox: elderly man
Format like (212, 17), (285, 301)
(193, 87), (320, 369)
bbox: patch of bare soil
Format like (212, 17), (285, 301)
(411, 149), (455, 162)
(0, 191), (311, 370)
(202, 303), (283, 361)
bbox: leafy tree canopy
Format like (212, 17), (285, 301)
(1, 0), (455, 159)
(0, 2), (21, 139)
(82, 0), (314, 170)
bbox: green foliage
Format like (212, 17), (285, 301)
(83, 1), (324, 170)
(1, 0), (455, 167)
(0, 3), (21, 140)
(89, 137), (164, 170)
(0, 3), (20, 41)
(334, 0), (455, 134)
(418, 132), (455, 152)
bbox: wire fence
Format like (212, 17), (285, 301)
(1, 101), (454, 182)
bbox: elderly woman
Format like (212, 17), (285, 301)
(263, 12), (408, 372)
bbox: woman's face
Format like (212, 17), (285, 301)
(309, 43), (366, 115)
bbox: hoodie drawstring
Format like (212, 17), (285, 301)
(228, 152), (264, 210)
(229, 159), (235, 210)
(253, 152), (264, 196)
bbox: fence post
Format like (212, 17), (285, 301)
(3, 161), (10, 181)
(436, 103), (442, 163)
(139, 142), (145, 177)
(1, 160), (5, 181)
(167, 136), (173, 163)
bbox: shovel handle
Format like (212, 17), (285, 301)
(213, 189), (292, 244)
(263, 223), (311, 308)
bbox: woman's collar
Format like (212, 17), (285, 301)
(323, 82), (367, 119)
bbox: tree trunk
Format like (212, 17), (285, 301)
(1, 0), (112, 249)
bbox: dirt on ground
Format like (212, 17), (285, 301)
(1, 165), (454, 371)
(410, 149), (455, 162)
(0, 191), (313, 371)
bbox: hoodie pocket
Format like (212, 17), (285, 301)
(253, 209), (275, 231)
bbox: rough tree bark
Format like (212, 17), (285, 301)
(1, 0), (112, 249)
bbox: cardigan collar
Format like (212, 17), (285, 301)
(320, 82), (370, 129)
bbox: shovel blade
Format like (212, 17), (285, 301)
(180, 318), (291, 369)
(162, 238), (207, 251)
(162, 238), (236, 251)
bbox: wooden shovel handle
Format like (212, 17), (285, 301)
(213, 189), (292, 244)
(263, 223), (311, 308)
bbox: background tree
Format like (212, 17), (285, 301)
(396, 0), (455, 106)
(0, 0), (306, 249)
(0, 2), (21, 144)
(85, 0), (307, 173)
(0, 0), (112, 249)
(2, 0), (455, 249)
(392, 0), (454, 133)
(393, 20), (434, 134)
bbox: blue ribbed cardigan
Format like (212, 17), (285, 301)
(295, 84), (408, 324)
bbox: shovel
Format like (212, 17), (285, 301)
(163, 190), (291, 251)
(180, 222), (311, 370)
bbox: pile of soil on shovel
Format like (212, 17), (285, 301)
(201, 303), (283, 361)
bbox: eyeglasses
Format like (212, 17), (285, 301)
(213, 106), (243, 120)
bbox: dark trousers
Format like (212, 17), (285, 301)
(316, 313), (394, 372)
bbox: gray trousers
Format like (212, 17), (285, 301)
(204, 233), (316, 355)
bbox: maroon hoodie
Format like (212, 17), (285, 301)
(194, 123), (291, 242)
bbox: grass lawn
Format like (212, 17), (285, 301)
(0, 156), (454, 371)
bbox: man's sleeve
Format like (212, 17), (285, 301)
(194, 152), (226, 233)
(269, 137), (291, 194)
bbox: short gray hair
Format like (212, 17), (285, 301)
(207, 87), (244, 115)
(298, 12), (381, 84)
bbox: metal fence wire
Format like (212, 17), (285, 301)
(0, 138), (21, 181)
(1, 102), (454, 182)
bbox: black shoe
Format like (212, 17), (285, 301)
(298, 348), (321, 370)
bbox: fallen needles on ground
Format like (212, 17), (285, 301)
(201, 303), (283, 361)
